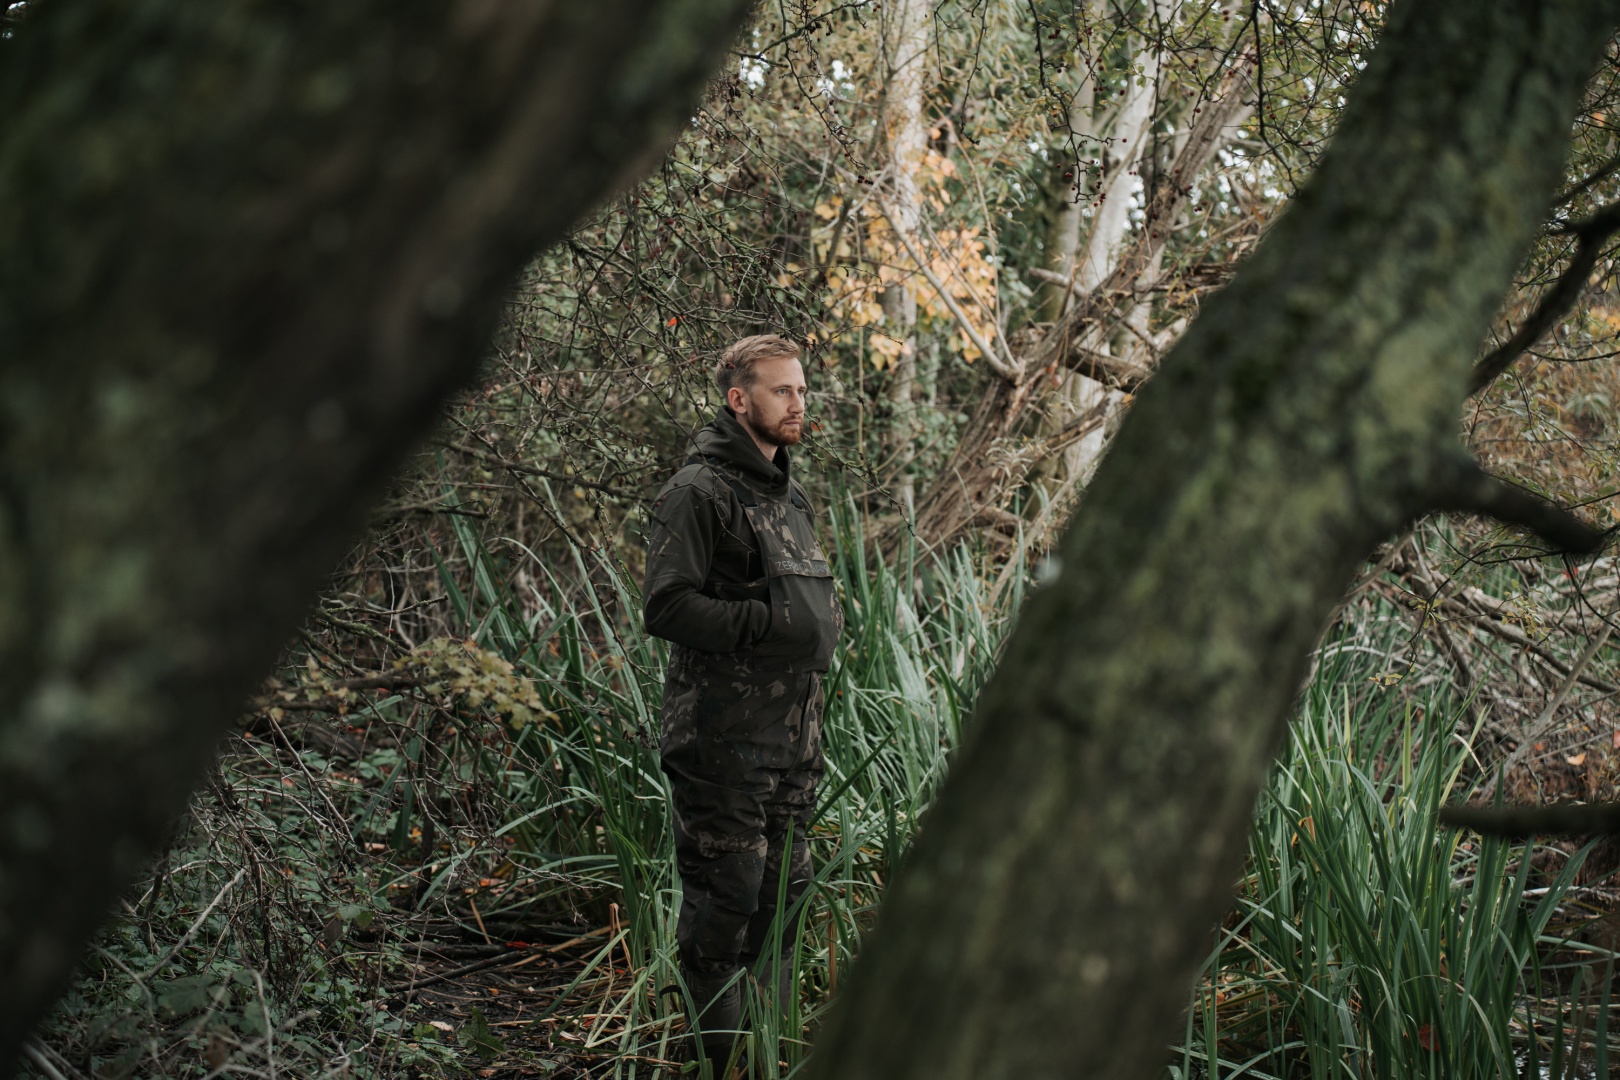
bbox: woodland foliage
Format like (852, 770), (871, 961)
(22, 0), (1620, 1076)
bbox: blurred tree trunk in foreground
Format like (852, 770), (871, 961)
(0, 0), (749, 1070)
(809, 2), (1618, 1079)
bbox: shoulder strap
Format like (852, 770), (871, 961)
(684, 454), (809, 512)
(685, 453), (758, 507)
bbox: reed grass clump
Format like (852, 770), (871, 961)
(1176, 638), (1609, 1079)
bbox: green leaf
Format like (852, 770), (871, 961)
(156, 974), (219, 1016)
(338, 903), (375, 929)
(457, 1005), (505, 1062)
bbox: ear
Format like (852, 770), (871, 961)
(727, 384), (747, 412)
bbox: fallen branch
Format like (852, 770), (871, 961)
(1498, 621), (1614, 774)
(380, 926), (611, 997)
(1435, 595), (1620, 694)
(1379, 563), (1619, 693)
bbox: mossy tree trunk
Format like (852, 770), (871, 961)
(808, 2), (1616, 1078)
(0, 0), (749, 1070)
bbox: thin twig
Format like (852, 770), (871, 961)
(1498, 622), (1614, 775)
(140, 868), (248, 980)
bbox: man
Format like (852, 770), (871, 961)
(643, 334), (843, 1069)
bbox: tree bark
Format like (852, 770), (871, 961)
(1034, 0), (1104, 325)
(809, 2), (1616, 1078)
(878, 0), (933, 516)
(0, 0), (749, 1069)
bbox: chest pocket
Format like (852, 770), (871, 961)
(747, 496), (842, 671)
(711, 472), (843, 672)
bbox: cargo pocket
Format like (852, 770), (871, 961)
(758, 559), (838, 670)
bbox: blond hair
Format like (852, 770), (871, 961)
(714, 334), (800, 397)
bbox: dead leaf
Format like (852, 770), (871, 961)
(205, 1033), (231, 1069)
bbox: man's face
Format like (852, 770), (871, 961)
(730, 355), (808, 448)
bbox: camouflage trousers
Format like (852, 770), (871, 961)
(659, 657), (825, 1010)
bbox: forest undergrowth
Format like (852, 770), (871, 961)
(20, 496), (1620, 1080)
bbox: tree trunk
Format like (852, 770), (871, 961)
(879, 0), (933, 516)
(1071, 0), (1178, 294)
(0, 0), (749, 1069)
(1034, 0), (1104, 325)
(809, 2), (1615, 1078)
(908, 52), (1254, 551)
(1029, 0), (1122, 515)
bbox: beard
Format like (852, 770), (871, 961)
(742, 407), (804, 447)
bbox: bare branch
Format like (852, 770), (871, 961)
(1469, 201), (1620, 394)
(875, 191), (1023, 380)
(1555, 151), (1620, 207)
(1434, 458), (1607, 554)
(1030, 51), (1258, 377)
(1068, 347), (1153, 392)
(438, 441), (642, 500)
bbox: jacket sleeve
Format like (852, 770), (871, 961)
(642, 474), (771, 652)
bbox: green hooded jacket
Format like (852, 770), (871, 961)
(643, 408), (840, 669)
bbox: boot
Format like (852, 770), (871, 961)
(684, 968), (746, 1074)
(746, 948), (796, 1013)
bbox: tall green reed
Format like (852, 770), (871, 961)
(427, 486), (1020, 1076)
(1176, 637), (1605, 1080)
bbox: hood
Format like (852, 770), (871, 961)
(689, 408), (792, 496)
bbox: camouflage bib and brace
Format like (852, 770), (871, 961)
(643, 414), (843, 1062)
(734, 470), (843, 672)
(659, 455), (842, 755)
